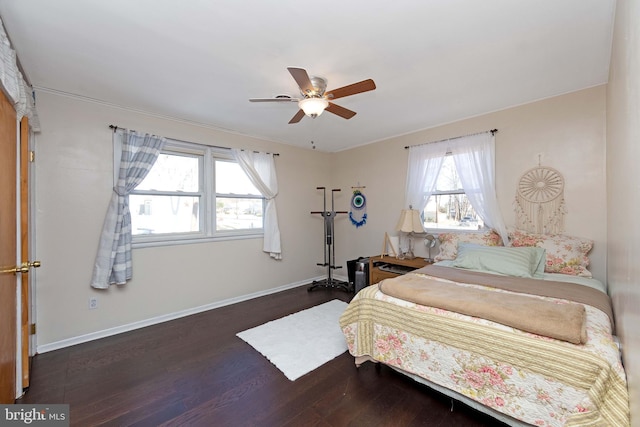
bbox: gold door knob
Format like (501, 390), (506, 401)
(25, 260), (41, 269)
(1, 265), (29, 275)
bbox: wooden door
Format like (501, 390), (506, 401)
(20, 117), (32, 388)
(0, 89), (18, 403)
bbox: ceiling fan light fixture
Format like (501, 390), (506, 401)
(299, 97), (329, 118)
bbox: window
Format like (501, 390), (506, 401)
(405, 131), (506, 242)
(131, 151), (202, 236)
(423, 155), (485, 231)
(129, 140), (264, 245)
(214, 159), (264, 232)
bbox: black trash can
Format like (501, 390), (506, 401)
(347, 257), (369, 293)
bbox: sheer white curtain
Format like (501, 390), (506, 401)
(450, 132), (508, 244)
(404, 143), (448, 212)
(91, 130), (166, 288)
(231, 149), (282, 260)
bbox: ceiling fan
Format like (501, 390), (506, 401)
(249, 67), (376, 124)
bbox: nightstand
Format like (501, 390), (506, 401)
(368, 255), (430, 285)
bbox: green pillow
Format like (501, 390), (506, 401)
(452, 243), (546, 278)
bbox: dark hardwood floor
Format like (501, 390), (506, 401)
(19, 284), (508, 427)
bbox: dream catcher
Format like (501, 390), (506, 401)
(515, 165), (566, 234)
(349, 187), (367, 228)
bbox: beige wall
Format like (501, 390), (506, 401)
(333, 86), (607, 283)
(34, 63), (629, 420)
(33, 91), (331, 348)
(34, 85), (610, 357)
(607, 0), (640, 424)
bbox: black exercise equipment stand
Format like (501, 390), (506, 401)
(308, 187), (352, 292)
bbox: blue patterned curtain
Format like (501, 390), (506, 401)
(91, 130), (165, 288)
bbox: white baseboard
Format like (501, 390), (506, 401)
(37, 275), (337, 354)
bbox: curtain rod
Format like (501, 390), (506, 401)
(404, 128), (498, 149)
(108, 125), (279, 156)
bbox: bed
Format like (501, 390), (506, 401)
(339, 231), (630, 427)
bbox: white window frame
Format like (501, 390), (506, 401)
(212, 154), (266, 237)
(423, 153), (485, 233)
(114, 138), (265, 248)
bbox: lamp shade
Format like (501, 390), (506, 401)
(299, 97), (329, 117)
(396, 208), (424, 233)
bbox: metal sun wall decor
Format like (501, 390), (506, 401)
(514, 165), (566, 234)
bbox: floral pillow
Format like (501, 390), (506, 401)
(434, 230), (503, 262)
(508, 229), (593, 277)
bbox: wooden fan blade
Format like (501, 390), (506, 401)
(326, 102), (357, 120)
(287, 67), (315, 95)
(325, 79), (376, 100)
(288, 109), (306, 124)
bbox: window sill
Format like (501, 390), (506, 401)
(132, 232), (263, 249)
(424, 227), (487, 234)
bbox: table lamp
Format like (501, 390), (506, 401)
(396, 207), (424, 259)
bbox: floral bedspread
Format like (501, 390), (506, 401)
(339, 281), (629, 427)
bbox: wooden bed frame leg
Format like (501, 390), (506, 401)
(354, 359), (381, 372)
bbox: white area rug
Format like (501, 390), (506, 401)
(236, 299), (349, 381)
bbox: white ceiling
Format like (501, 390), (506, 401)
(0, 0), (616, 152)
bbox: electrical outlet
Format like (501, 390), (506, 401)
(89, 297), (98, 310)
